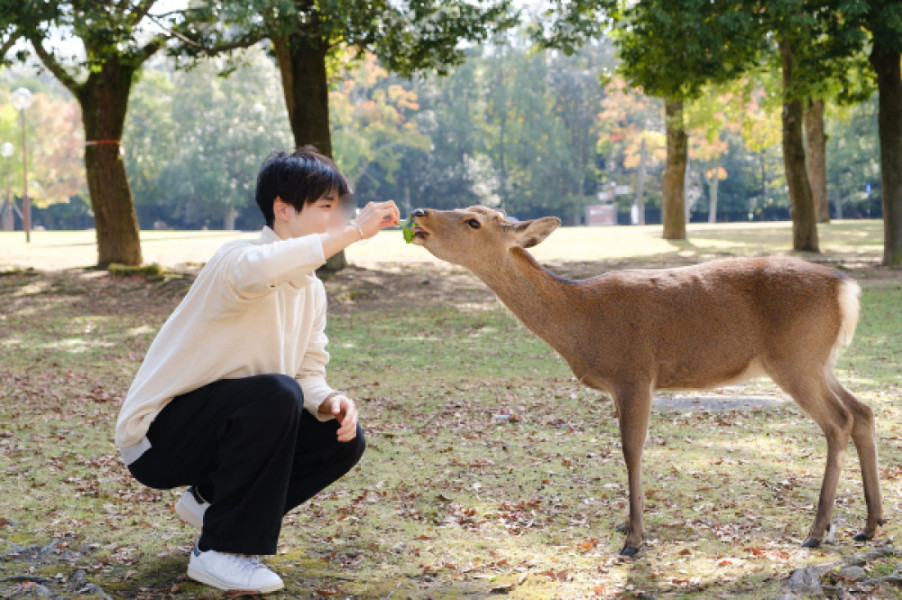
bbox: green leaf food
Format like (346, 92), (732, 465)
(401, 215), (417, 244)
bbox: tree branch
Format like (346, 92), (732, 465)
(136, 36), (166, 64)
(29, 36), (81, 95)
(162, 13), (267, 57)
(148, 7), (204, 20)
(200, 31), (267, 55)
(0, 27), (22, 61)
(145, 12), (207, 49)
(129, 0), (158, 27)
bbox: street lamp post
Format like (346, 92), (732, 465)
(0, 142), (12, 231)
(11, 87), (33, 242)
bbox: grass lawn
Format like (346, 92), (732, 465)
(1, 220), (900, 599)
(0, 219), (886, 270)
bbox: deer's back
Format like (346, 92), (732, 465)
(571, 256), (850, 390)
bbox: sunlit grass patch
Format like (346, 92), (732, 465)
(0, 220), (885, 270)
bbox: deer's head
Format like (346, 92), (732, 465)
(410, 206), (561, 268)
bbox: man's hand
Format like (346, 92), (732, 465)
(354, 200), (401, 238)
(318, 394), (359, 442)
(321, 200), (400, 259)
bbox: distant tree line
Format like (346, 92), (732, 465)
(1, 0), (514, 267)
(537, 0), (901, 261)
(3, 39), (882, 231)
(2, 0), (899, 265)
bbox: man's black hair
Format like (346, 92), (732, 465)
(255, 146), (352, 228)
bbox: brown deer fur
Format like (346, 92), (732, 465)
(410, 205), (883, 556)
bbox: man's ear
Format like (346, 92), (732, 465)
(509, 216), (561, 248)
(272, 196), (293, 223)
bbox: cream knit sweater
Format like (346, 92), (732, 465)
(115, 227), (336, 464)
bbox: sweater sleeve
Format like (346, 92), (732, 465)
(226, 233), (326, 299)
(297, 286), (336, 421)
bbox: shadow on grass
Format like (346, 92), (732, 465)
(101, 552), (193, 599)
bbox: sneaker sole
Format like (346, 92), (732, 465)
(187, 565), (284, 593)
(174, 500), (203, 529)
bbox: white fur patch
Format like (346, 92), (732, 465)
(836, 279), (861, 350)
(826, 278), (861, 373)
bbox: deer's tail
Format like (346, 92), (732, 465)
(834, 278), (861, 356)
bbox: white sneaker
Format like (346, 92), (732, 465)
(187, 542), (284, 593)
(174, 487), (208, 529)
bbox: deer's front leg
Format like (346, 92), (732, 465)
(614, 384), (653, 557)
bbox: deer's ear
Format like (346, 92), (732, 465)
(511, 216), (561, 248)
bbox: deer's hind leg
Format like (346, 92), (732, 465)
(827, 376), (884, 541)
(768, 368), (854, 548)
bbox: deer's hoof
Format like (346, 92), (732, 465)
(619, 545), (641, 557)
(801, 537), (821, 549)
(852, 531), (872, 542)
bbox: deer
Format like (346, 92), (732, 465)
(408, 205), (883, 557)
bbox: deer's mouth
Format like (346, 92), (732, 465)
(410, 223), (429, 244)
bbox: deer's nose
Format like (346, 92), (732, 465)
(411, 208), (428, 217)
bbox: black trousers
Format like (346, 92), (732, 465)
(127, 374), (366, 555)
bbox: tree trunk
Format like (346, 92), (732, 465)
(271, 32), (332, 157)
(272, 28), (347, 271)
(804, 98), (829, 222)
(708, 155), (721, 223)
(496, 53), (509, 211)
(683, 153), (693, 223)
(224, 204), (237, 230)
(779, 40), (819, 252)
(2, 149), (11, 233)
(760, 152), (767, 206)
(1, 202), (13, 231)
(634, 136), (647, 225)
(870, 42), (902, 266)
(1, 159), (13, 231)
(76, 58), (143, 267)
(662, 97), (687, 239)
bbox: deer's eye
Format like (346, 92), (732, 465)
(467, 219), (481, 229)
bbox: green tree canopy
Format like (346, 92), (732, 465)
(124, 50), (293, 230)
(537, 0), (765, 239)
(829, 0), (902, 265)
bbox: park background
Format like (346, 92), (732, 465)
(3, 1), (902, 599)
(0, 24), (888, 235)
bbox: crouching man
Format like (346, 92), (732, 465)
(115, 147), (400, 593)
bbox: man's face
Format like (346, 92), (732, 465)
(281, 192), (339, 239)
(326, 194), (356, 231)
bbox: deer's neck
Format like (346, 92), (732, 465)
(472, 248), (582, 358)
